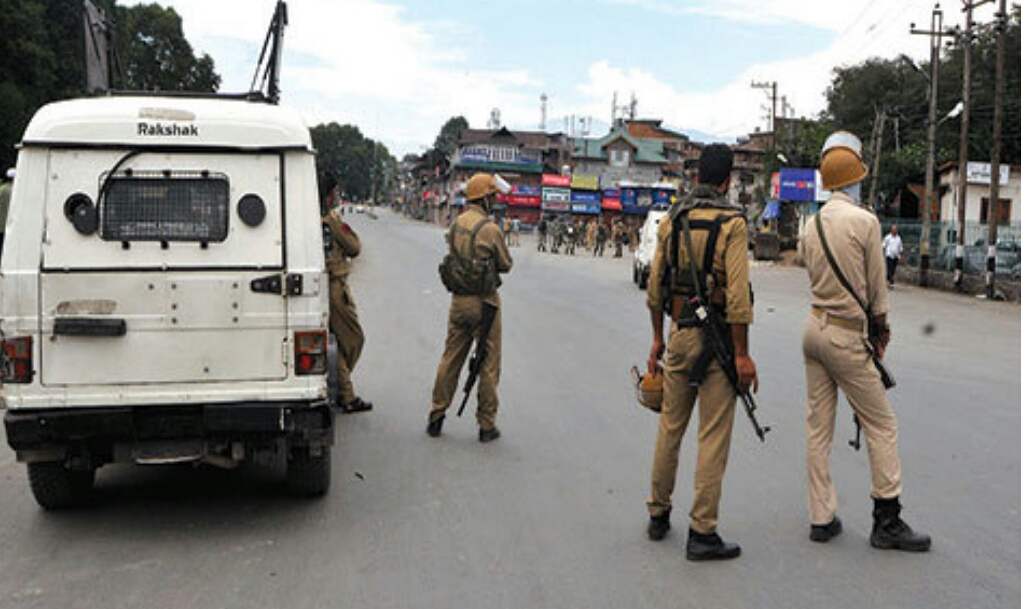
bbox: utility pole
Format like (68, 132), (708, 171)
(954, 0), (993, 290)
(751, 81), (778, 137)
(985, 0), (1007, 299)
(867, 108), (886, 210)
(910, 5), (949, 286)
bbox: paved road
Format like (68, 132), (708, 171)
(0, 209), (1019, 609)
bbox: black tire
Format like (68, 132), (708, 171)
(27, 462), (95, 510)
(639, 269), (649, 290)
(286, 447), (332, 497)
(633, 264), (639, 285)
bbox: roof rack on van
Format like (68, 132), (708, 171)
(101, 90), (275, 104)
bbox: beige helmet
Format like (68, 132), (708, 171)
(819, 130), (868, 191)
(465, 173), (511, 201)
(631, 365), (664, 413)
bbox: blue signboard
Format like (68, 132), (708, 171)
(571, 191), (601, 204)
(513, 184), (541, 196)
(571, 203), (601, 214)
(652, 189), (672, 205)
(779, 168), (817, 202)
(621, 188), (638, 205)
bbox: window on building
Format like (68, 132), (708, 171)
(979, 198), (1012, 226)
(610, 149), (630, 168)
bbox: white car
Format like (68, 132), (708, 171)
(633, 210), (668, 289)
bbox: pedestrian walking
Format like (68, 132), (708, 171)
(645, 144), (757, 561)
(321, 173), (372, 413)
(429, 173), (513, 442)
(882, 224), (903, 288)
(799, 131), (930, 551)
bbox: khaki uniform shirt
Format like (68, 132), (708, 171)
(799, 191), (888, 320)
(449, 204), (513, 306)
(323, 210), (361, 279)
(646, 188), (753, 325)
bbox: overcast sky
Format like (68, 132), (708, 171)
(136, 0), (990, 156)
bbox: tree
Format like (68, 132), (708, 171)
(311, 123), (397, 202)
(0, 0), (222, 171)
(111, 3), (220, 92)
(432, 116), (468, 156)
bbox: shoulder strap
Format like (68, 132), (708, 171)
(814, 212), (869, 315)
(468, 217), (490, 258)
(669, 211), (742, 297)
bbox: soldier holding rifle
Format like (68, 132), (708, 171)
(644, 144), (758, 561)
(428, 173), (513, 443)
(799, 131), (930, 552)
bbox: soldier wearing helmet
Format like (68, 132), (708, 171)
(427, 173), (513, 442)
(644, 143), (757, 561)
(798, 131), (930, 551)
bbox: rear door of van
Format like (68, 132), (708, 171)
(39, 149), (288, 386)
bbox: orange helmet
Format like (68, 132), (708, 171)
(465, 173), (511, 201)
(819, 131), (868, 190)
(631, 365), (664, 413)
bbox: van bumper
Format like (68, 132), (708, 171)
(4, 401), (333, 462)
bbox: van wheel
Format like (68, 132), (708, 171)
(639, 269), (649, 290)
(633, 265), (639, 285)
(27, 462), (95, 510)
(286, 447), (331, 497)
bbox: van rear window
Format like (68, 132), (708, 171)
(101, 173), (229, 242)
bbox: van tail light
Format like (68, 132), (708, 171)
(294, 330), (327, 376)
(2, 336), (34, 383)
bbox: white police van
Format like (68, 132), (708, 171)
(632, 210), (668, 289)
(1, 95), (334, 508)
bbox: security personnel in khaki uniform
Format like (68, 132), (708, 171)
(799, 131), (930, 551)
(428, 173), (513, 442)
(644, 144), (757, 561)
(321, 174), (372, 413)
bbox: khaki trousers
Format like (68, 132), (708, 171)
(648, 325), (737, 534)
(430, 295), (502, 430)
(802, 313), (901, 525)
(330, 278), (364, 404)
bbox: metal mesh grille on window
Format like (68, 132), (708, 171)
(101, 172), (229, 242)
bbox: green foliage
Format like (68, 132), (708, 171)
(311, 123), (396, 202)
(433, 116), (468, 155)
(0, 0), (221, 171)
(111, 3), (220, 92)
(820, 8), (1020, 212)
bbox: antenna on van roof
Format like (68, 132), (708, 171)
(249, 1), (288, 104)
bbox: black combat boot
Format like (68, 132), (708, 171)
(647, 508), (671, 541)
(426, 414), (444, 437)
(870, 497), (931, 552)
(809, 517), (843, 542)
(686, 528), (741, 561)
(478, 427), (501, 443)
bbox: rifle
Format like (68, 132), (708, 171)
(677, 209), (770, 442)
(814, 212), (895, 451)
(690, 299), (770, 442)
(457, 301), (498, 417)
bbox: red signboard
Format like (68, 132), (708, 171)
(601, 198), (622, 211)
(507, 194), (541, 207)
(542, 173), (572, 188)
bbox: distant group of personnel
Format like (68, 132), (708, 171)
(318, 128), (930, 564)
(535, 216), (634, 257)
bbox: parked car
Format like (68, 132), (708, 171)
(1, 94), (335, 508)
(633, 210), (668, 289)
